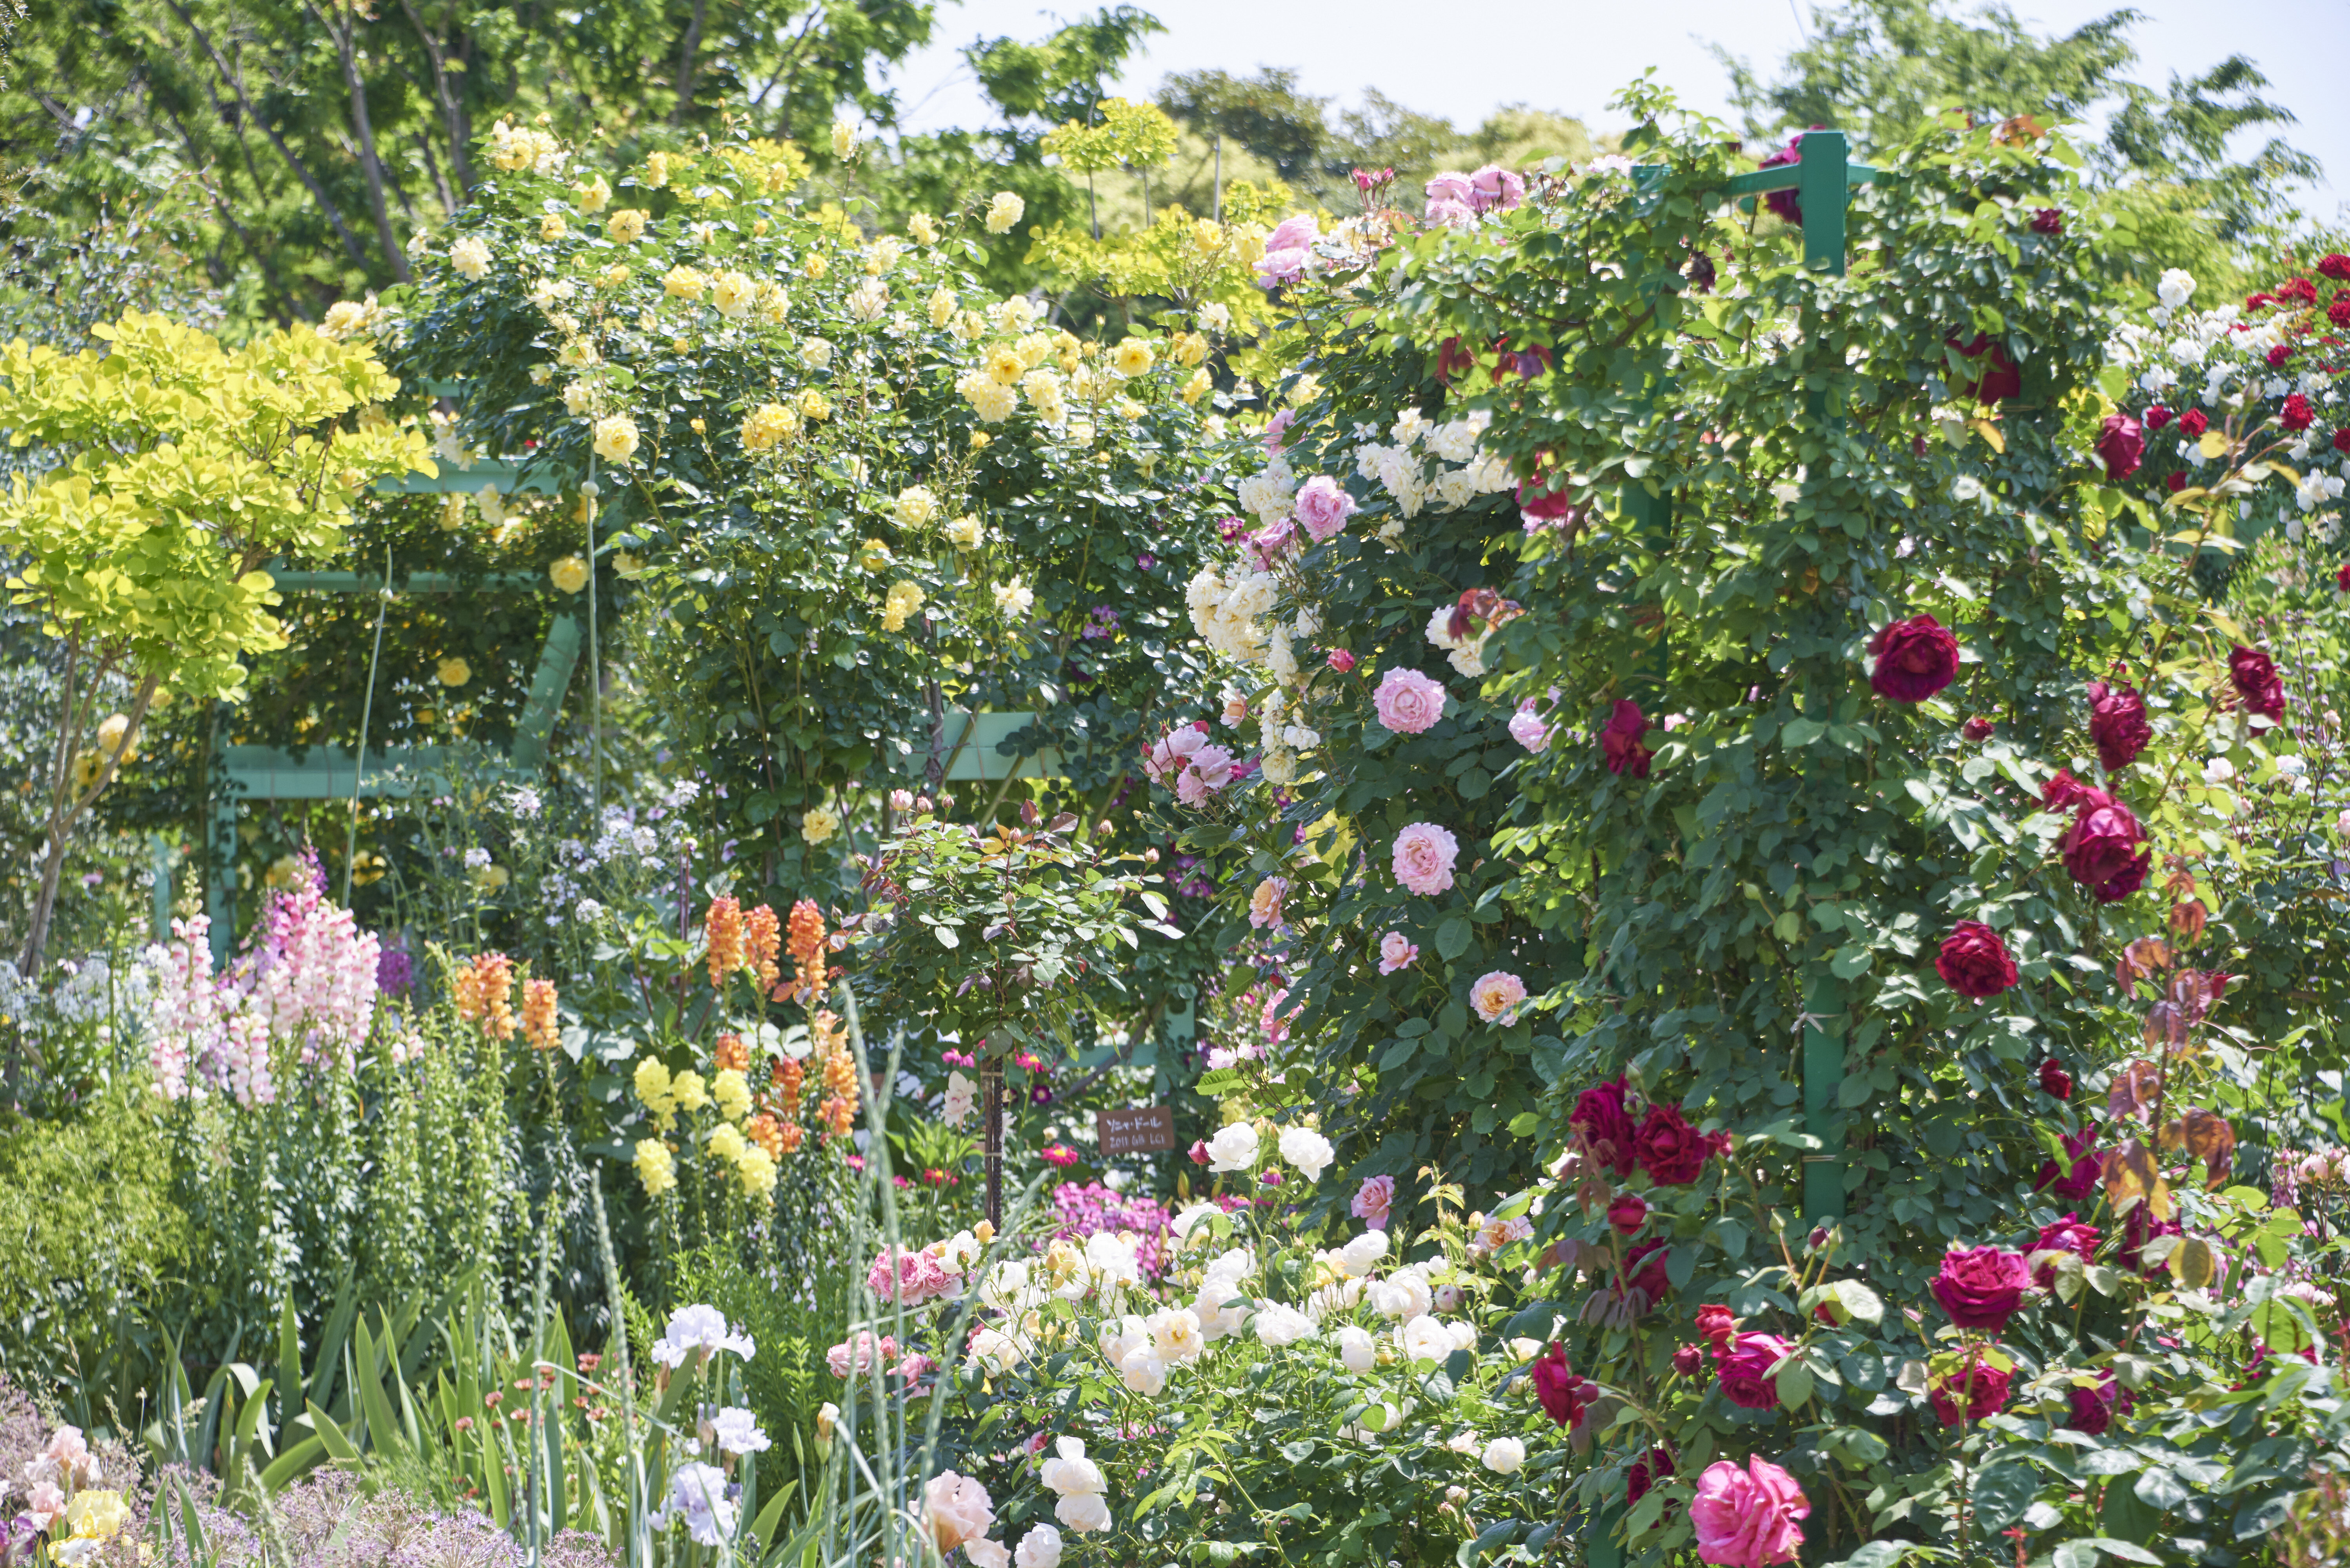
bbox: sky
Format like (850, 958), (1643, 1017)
(876, 0), (2349, 220)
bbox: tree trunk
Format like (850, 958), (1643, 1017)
(313, 1), (412, 281)
(673, 0), (708, 125)
(18, 669), (160, 984)
(397, 0), (473, 198)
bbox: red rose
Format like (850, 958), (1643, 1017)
(1868, 614), (1961, 702)
(1756, 132), (1812, 224)
(1716, 1332), (1795, 1410)
(2282, 393), (2316, 432)
(2337, 429), (2350, 454)
(2229, 645), (2286, 720)
(2332, 296), (2350, 329)
(2246, 292), (2275, 312)
(2063, 794), (2150, 902)
(2038, 1058), (2073, 1099)
(2087, 680), (2152, 771)
(1623, 1238), (1671, 1306)
(2124, 1205), (2183, 1277)
(2032, 1213), (2100, 1286)
(1934, 921), (2019, 999)
(2339, 561), (2350, 594)
(1929, 1356), (2012, 1425)
(1626, 1446), (1675, 1504)
(1607, 1192), (1649, 1236)
(2040, 769), (2099, 812)
(2030, 207), (2063, 235)
(2178, 409), (2209, 437)
(2279, 277), (2317, 306)
(1929, 1245), (2033, 1331)
(1671, 1343), (1707, 1376)
(2166, 471), (2188, 493)
(1533, 1343), (1588, 1426)
(1633, 1103), (1709, 1186)
(1695, 1303), (1737, 1351)
(1601, 699), (1653, 779)
(2321, 254), (2350, 283)
(2066, 1373), (2127, 1436)
(1961, 716), (1995, 741)
(2035, 1128), (2101, 1202)
(2267, 344), (2296, 368)
(2095, 412), (2144, 479)
(1948, 334), (2021, 404)
(2143, 404), (2173, 430)
(1570, 1077), (1638, 1177)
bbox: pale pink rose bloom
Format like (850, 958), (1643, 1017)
(1257, 249), (1311, 286)
(867, 1246), (955, 1305)
(1426, 198), (1475, 227)
(1293, 475), (1357, 542)
(1190, 743), (1235, 789)
(1372, 667), (1447, 735)
(1175, 770), (1212, 807)
(923, 1471), (996, 1553)
(1689, 1456), (1809, 1568)
(1248, 876), (1288, 931)
(1262, 409), (1295, 452)
(1352, 1174), (1395, 1230)
(1508, 699), (1550, 752)
(1468, 164), (1525, 214)
(1220, 692), (1251, 727)
(1390, 822), (1459, 895)
(827, 1331), (897, 1379)
(1425, 171), (1473, 206)
(1470, 970), (1527, 1023)
(1256, 216), (1320, 287)
(966, 1541), (1011, 1568)
(1377, 931), (1418, 974)
(1264, 214), (1319, 253)
(1248, 517), (1297, 570)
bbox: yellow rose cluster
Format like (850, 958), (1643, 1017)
(881, 580), (926, 632)
(741, 402), (800, 452)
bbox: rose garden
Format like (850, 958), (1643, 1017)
(2, 6), (2350, 1567)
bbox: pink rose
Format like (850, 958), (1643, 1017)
(923, 1471), (995, 1552)
(1468, 164), (1525, 214)
(1326, 648), (1356, 673)
(1190, 742), (1235, 788)
(1715, 1332), (1795, 1410)
(1377, 930), (1418, 974)
(867, 1246), (955, 1305)
(1689, 1455), (1809, 1568)
(1424, 171), (1475, 225)
(1247, 516), (1297, 570)
(1175, 770), (1212, 807)
(1256, 215), (1319, 287)
(1470, 970), (1527, 1023)
(1265, 214), (1319, 254)
(1508, 698), (1550, 752)
(1390, 822), (1459, 895)
(1262, 409), (1295, 452)
(1373, 667), (1447, 734)
(1294, 475), (1357, 542)
(1352, 1174), (1395, 1229)
(827, 1331), (898, 1378)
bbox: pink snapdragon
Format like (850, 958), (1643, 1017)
(1390, 823), (1460, 895)
(1373, 667), (1447, 734)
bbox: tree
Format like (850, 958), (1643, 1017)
(1155, 67), (1329, 185)
(0, 312), (429, 984)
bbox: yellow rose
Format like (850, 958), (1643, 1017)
(643, 150), (673, 189)
(574, 175), (611, 213)
(1195, 218), (1224, 252)
(540, 214), (567, 242)
(798, 388), (830, 420)
(549, 556), (590, 594)
(865, 236), (900, 274)
(908, 213), (939, 246)
(598, 263), (632, 288)
(607, 209), (648, 243)
(1180, 367), (1213, 405)
(437, 657), (472, 688)
(712, 270), (756, 319)
(592, 414), (640, 462)
(880, 580), (925, 632)
(831, 122), (859, 160)
(802, 805), (841, 844)
(944, 515), (983, 550)
(984, 190), (1025, 234)
(1172, 331), (1208, 367)
(985, 345), (1025, 385)
(893, 485), (938, 529)
(450, 236), (491, 280)
(802, 252), (828, 280)
(927, 286), (957, 328)
(615, 551), (647, 578)
(858, 538), (894, 572)
(740, 403), (800, 452)
(1111, 338), (1155, 377)
(663, 265), (706, 300)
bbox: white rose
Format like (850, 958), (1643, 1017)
(1338, 1231), (1389, 1278)
(1016, 1525), (1064, 1568)
(1205, 1122), (1260, 1172)
(1278, 1126), (1335, 1182)
(1054, 1492), (1111, 1534)
(1252, 1303), (1316, 1348)
(1118, 1346), (1167, 1395)
(2157, 268), (2196, 310)
(1146, 1307), (1204, 1363)
(1335, 1325), (1377, 1374)
(450, 236), (491, 280)
(1399, 1314), (1451, 1365)
(1040, 1437), (1106, 1497)
(1481, 1437), (1526, 1475)
(1370, 1267), (1434, 1321)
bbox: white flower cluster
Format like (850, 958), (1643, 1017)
(1350, 407), (1511, 524)
(486, 119), (567, 178)
(1186, 564), (1278, 664)
(1424, 605), (1493, 678)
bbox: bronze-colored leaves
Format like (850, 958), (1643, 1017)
(2157, 1106), (2238, 1188)
(2102, 1138), (2174, 1221)
(2108, 1059), (2163, 1122)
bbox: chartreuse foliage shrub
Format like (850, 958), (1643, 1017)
(1155, 82), (2350, 1565)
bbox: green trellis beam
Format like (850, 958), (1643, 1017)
(189, 454), (585, 961)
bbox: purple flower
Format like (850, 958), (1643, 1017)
(1136, 552), (1157, 572)
(376, 944), (415, 997)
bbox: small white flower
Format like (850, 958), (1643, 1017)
(1481, 1437), (1526, 1474)
(1399, 1313), (1451, 1364)
(1278, 1126), (1335, 1182)
(1205, 1122), (1260, 1172)
(2156, 269), (2196, 310)
(1335, 1324), (1377, 1374)
(1016, 1524), (1064, 1568)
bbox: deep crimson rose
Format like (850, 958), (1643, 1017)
(2066, 1374), (2126, 1436)
(1695, 1303), (1737, 1350)
(2030, 207), (2063, 235)
(2322, 254), (2350, 283)
(2038, 1058), (2074, 1099)
(1948, 334), (2021, 403)
(2332, 296), (2350, 329)
(1601, 699), (1653, 778)
(1868, 614), (1961, 702)
(2125, 1205), (2183, 1277)
(1626, 1446), (1675, 1504)
(1961, 715), (1995, 741)
(2166, 471), (2189, 494)
(2246, 292), (2275, 311)
(1533, 1343), (1584, 1426)
(2032, 1213), (2101, 1286)
(2095, 412), (2144, 479)
(1633, 1103), (1709, 1185)
(1756, 131), (1813, 223)
(1930, 1246), (2033, 1331)
(2088, 680), (2152, 771)
(1570, 1077), (1639, 1177)
(2143, 404), (2173, 430)
(1928, 1357), (2012, 1425)
(2177, 408), (2209, 437)
(2035, 1128), (2101, 1202)
(1671, 1343), (1707, 1376)
(1607, 1193), (1650, 1236)
(2041, 769), (2099, 812)
(2339, 561), (2350, 594)
(2337, 429), (2350, 455)
(2267, 344), (2297, 368)
(2063, 794), (2150, 902)
(1935, 921), (2018, 999)
(2229, 645), (2286, 720)
(2281, 393), (2316, 432)
(1624, 1239), (1671, 1306)
(1716, 1333), (1796, 1410)
(2279, 277), (2317, 306)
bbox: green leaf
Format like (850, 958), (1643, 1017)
(1781, 717), (1825, 748)
(1971, 1463), (2039, 1535)
(2084, 1540), (2164, 1564)
(1775, 1361), (1813, 1410)
(1434, 916), (1472, 961)
(1833, 1279), (1884, 1325)
(2134, 1467), (2190, 1511)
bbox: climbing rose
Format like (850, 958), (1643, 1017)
(1532, 1344), (1594, 1426)
(2030, 207), (2063, 235)
(2339, 561), (2350, 594)
(1372, 667), (1447, 734)
(2088, 680), (2152, 771)
(1928, 1357), (2011, 1425)
(2035, 1128), (2101, 1202)
(1715, 1333), (1795, 1410)
(2143, 404), (2173, 429)
(1689, 1455), (1808, 1568)
(2039, 1059), (2073, 1099)
(2281, 393), (2315, 433)
(2066, 1372), (2128, 1436)
(1755, 133), (1809, 223)
(1929, 1246), (2033, 1331)
(1390, 822), (1459, 895)
(1627, 1446), (1675, 1504)
(1961, 716), (1995, 741)
(1867, 615), (1959, 702)
(1633, 1103), (1709, 1185)
(1948, 334), (2021, 404)
(2321, 254), (2350, 282)
(1606, 1193), (1648, 1236)
(1570, 1078), (1638, 1177)
(2041, 769), (2097, 812)
(2032, 1214), (2100, 1286)
(1601, 698), (1652, 777)
(2176, 408), (2208, 437)
(2095, 413), (2144, 479)
(2229, 645), (2285, 720)
(2062, 792), (2151, 903)
(1933, 921), (2018, 999)
(1293, 475), (1357, 542)
(1695, 1303), (1737, 1350)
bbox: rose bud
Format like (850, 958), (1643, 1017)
(1606, 1193), (1649, 1236)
